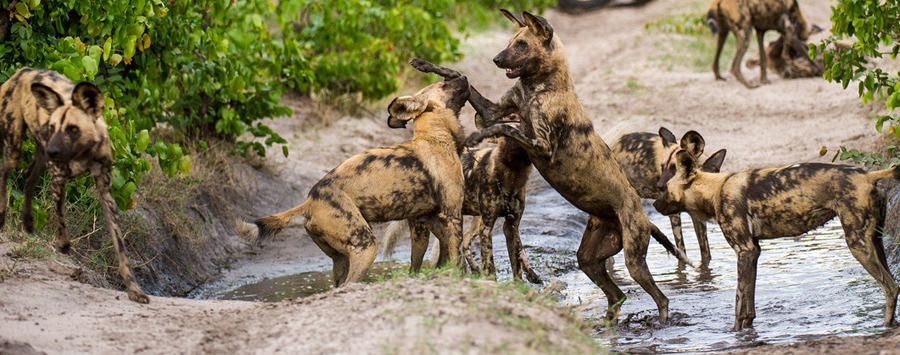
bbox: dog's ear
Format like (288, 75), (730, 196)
(31, 83), (64, 114)
(387, 95), (427, 129)
(680, 130), (705, 157)
(499, 9), (525, 28)
(522, 11), (553, 43)
(701, 149), (727, 173)
(72, 82), (105, 119)
(658, 127), (677, 147)
(675, 150), (697, 177)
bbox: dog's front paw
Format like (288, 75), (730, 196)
(465, 132), (487, 147)
(128, 289), (150, 304)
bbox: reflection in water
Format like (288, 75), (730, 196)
(215, 183), (892, 352)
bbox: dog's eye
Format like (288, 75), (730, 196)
(67, 125), (80, 135)
(515, 40), (527, 48)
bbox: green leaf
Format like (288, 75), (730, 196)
(82, 56), (99, 80)
(178, 155), (191, 175)
(136, 130), (150, 153)
(103, 38), (112, 61)
(124, 36), (137, 59)
(282, 145), (289, 157)
(15, 2), (31, 18)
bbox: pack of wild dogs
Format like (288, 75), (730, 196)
(1, 1), (895, 333)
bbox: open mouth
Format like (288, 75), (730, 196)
(504, 66), (522, 78)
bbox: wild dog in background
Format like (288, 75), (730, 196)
(0, 68), (149, 303)
(381, 59), (542, 283)
(655, 153), (900, 330)
(464, 10), (691, 324)
(240, 75), (469, 286)
(613, 128), (726, 265)
(706, 0), (812, 88)
(746, 32), (824, 79)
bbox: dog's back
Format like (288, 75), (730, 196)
(613, 132), (670, 199)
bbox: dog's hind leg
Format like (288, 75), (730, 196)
(0, 130), (23, 227)
(730, 26), (758, 88)
(505, 208), (542, 283)
(462, 217), (482, 273)
(841, 210), (900, 326)
(756, 28), (770, 84)
(21, 146), (46, 233)
(622, 213), (671, 324)
(712, 24), (729, 81)
(409, 219), (430, 273)
(669, 214), (685, 255)
(732, 238), (760, 330)
(478, 212), (499, 278)
(578, 216), (625, 323)
(345, 244), (378, 285)
(49, 171), (71, 253)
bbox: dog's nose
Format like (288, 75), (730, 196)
(492, 55), (501, 66)
(47, 148), (61, 159)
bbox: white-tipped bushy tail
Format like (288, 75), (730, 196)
(381, 220), (410, 259)
(601, 117), (638, 146)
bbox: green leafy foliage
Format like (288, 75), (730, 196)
(813, 0), (900, 168)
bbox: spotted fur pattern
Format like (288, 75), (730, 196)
(655, 152), (900, 330)
(0, 67), (148, 303)
(244, 76), (469, 287)
(613, 128), (726, 264)
(706, 0), (812, 88)
(463, 10), (692, 325)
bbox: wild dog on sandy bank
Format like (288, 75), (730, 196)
(379, 59), (541, 283)
(746, 33), (824, 79)
(0, 68), (148, 303)
(706, 0), (813, 88)
(240, 76), (469, 286)
(613, 128), (726, 265)
(655, 153), (900, 330)
(464, 10), (691, 324)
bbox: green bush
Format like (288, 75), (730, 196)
(0, 0), (553, 221)
(813, 0), (900, 168)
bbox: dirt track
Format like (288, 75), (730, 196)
(1, 0), (895, 353)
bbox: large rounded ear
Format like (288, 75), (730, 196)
(675, 150), (697, 178)
(522, 11), (553, 43)
(31, 83), (64, 113)
(680, 130), (705, 157)
(658, 127), (677, 147)
(499, 9), (525, 27)
(72, 82), (105, 119)
(387, 96), (427, 129)
(701, 149), (727, 173)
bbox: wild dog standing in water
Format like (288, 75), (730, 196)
(464, 10), (691, 324)
(706, 0), (813, 88)
(240, 76), (469, 286)
(613, 128), (726, 264)
(381, 59), (541, 283)
(655, 153), (900, 330)
(0, 68), (149, 303)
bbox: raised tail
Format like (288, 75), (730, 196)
(380, 219), (410, 258)
(865, 165), (900, 184)
(650, 223), (694, 267)
(237, 202), (308, 244)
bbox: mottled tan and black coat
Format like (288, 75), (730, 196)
(613, 128), (726, 264)
(464, 10), (691, 324)
(706, 0), (812, 87)
(243, 76), (469, 287)
(0, 68), (148, 303)
(655, 152), (900, 330)
(746, 33), (824, 79)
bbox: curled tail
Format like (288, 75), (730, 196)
(237, 202), (309, 244)
(706, 9), (718, 34)
(866, 165), (900, 184)
(380, 219), (410, 258)
(650, 223), (694, 267)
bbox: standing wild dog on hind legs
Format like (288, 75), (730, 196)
(706, 0), (814, 88)
(655, 152), (900, 330)
(239, 75), (469, 286)
(380, 59), (541, 283)
(613, 128), (727, 265)
(464, 10), (692, 325)
(0, 68), (149, 303)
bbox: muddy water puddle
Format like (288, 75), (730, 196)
(208, 182), (891, 352)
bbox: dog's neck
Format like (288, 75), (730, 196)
(412, 108), (464, 153)
(686, 171), (732, 220)
(520, 39), (574, 94)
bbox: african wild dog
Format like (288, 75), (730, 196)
(240, 75), (469, 286)
(463, 10), (691, 324)
(0, 68), (149, 303)
(706, 0), (812, 88)
(613, 128), (726, 264)
(655, 152), (900, 330)
(379, 59), (541, 283)
(746, 33), (824, 79)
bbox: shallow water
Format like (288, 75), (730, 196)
(211, 182), (892, 352)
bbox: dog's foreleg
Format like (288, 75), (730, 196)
(22, 147), (47, 233)
(408, 58), (462, 79)
(465, 124), (551, 159)
(92, 162), (149, 303)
